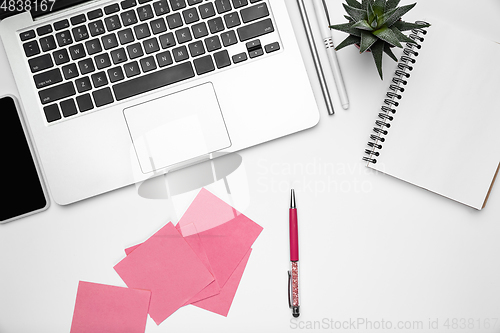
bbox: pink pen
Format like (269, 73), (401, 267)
(288, 189), (300, 317)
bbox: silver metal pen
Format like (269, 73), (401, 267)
(296, 0), (335, 115)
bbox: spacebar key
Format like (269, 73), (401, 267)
(113, 62), (195, 101)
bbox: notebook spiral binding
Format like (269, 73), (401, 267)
(363, 22), (430, 164)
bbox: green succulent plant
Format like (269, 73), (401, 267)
(329, 0), (430, 79)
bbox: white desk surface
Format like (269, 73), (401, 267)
(1, 1), (500, 332)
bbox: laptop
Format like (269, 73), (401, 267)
(0, 0), (319, 205)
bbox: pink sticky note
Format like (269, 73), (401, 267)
(176, 188), (240, 236)
(124, 223), (221, 304)
(195, 212), (262, 287)
(70, 281), (151, 333)
(114, 222), (214, 325)
(178, 188), (263, 288)
(193, 248), (252, 316)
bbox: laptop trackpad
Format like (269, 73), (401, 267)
(124, 83), (231, 174)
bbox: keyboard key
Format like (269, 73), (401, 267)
(92, 87), (114, 107)
(85, 39), (102, 55)
(124, 61), (141, 77)
(39, 35), (57, 52)
(104, 3), (120, 14)
(204, 35), (221, 52)
(193, 54), (214, 75)
(118, 28), (135, 44)
(232, 52), (247, 63)
(231, 0), (248, 9)
(43, 104), (61, 122)
(153, 0), (170, 16)
(220, 30), (237, 47)
(237, 18), (274, 41)
(121, 10), (138, 26)
(182, 7), (199, 24)
(140, 56), (157, 72)
(36, 25), (53, 36)
(60, 99), (78, 117)
(69, 44), (86, 60)
(169, 0), (186, 11)
(166, 13), (182, 29)
(121, 0), (137, 9)
(56, 31), (73, 47)
(107, 66), (125, 82)
(33, 68), (62, 89)
(192, 22), (208, 39)
(102, 34), (119, 50)
(71, 14), (87, 25)
(111, 48), (128, 64)
(105, 15), (122, 31)
(75, 76), (92, 92)
(139, 0), (153, 3)
(156, 51), (172, 67)
(188, 40), (204, 57)
(95, 53), (112, 69)
(134, 23), (151, 39)
(240, 2), (268, 23)
(76, 94), (94, 112)
(224, 12), (241, 28)
(150, 18), (167, 34)
(88, 9), (103, 20)
(213, 49), (230, 68)
(248, 47), (263, 58)
(215, 0), (232, 14)
(207, 17), (224, 34)
(143, 38), (160, 54)
(72, 25), (90, 42)
(113, 62), (195, 100)
(62, 63), (79, 80)
(54, 19), (70, 31)
(159, 32), (176, 48)
(264, 41), (280, 53)
(39, 82), (76, 104)
(199, 2), (215, 19)
(137, 4), (154, 21)
(78, 58), (96, 75)
(126, 43), (144, 59)
(175, 27), (192, 44)
(28, 54), (53, 73)
(245, 38), (260, 50)
(88, 20), (106, 36)
(188, 0), (202, 4)
(20, 30), (36, 41)
(91, 72), (109, 88)
(23, 41), (40, 57)
(172, 45), (188, 62)
(53, 49), (70, 65)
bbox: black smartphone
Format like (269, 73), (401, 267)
(0, 95), (49, 223)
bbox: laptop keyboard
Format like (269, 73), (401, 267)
(19, 0), (281, 123)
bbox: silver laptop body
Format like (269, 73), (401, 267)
(0, 0), (319, 205)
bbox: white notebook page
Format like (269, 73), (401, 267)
(368, 18), (500, 209)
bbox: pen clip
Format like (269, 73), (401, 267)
(288, 270), (292, 308)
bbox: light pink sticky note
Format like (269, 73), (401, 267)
(70, 281), (151, 333)
(193, 248), (252, 316)
(114, 222), (214, 325)
(177, 188), (263, 288)
(195, 212), (262, 287)
(124, 223), (221, 304)
(176, 188), (240, 236)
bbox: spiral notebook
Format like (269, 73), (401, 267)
(363, 18), (500, 210)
